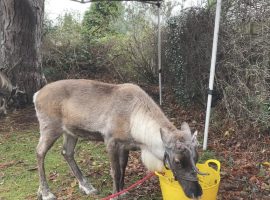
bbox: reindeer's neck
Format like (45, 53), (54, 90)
(130, 106), (174, 160)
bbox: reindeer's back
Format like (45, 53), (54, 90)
(34, 79), (116, 117)
(34, 79), (168, 132)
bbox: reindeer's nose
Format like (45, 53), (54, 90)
(185, 182), (202, 199)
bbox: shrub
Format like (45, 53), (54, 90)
(164, 1), (270, 130)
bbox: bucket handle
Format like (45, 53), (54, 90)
(205, 159), (220, 172)
(155, 171), (175, 183)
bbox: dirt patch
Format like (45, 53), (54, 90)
(0, 106), (38, 134)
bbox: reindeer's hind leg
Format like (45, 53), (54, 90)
(36, 122), (62, 200)
(62, 133), (97, 195)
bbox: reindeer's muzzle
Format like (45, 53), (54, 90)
(163, 151), (205, 198)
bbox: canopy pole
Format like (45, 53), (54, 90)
(203, 0), (222, 150)
(157, 1), (162, 106)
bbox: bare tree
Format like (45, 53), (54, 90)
(0, 0), (46, 104)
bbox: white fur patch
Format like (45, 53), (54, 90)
(62, 125), (76, 137)
(130, 109), (162, 146)
(38, 191), (56, 200)
(33, 91), (39, 104)
(141, 149), (164, 171)
(79, 183), (97, 195)
(130, 108), (165, 170)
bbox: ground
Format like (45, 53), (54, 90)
(0, 86), (269, 200)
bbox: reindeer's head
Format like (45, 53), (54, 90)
(161, 122), (205, 199)
(8, 86), (27, 109)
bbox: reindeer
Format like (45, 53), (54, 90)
(34, 79), (205, 200)
(0, 71), (26, 115)
(0, 71), (15, 115)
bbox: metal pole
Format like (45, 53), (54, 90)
(157, 1), (162, 106)
(203, 0), (222, 150)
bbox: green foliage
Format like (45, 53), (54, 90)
(108, 2), (164, 84)
(43, 14), (56, 37)
(164, 8), (214, 106)
(43, 2), (181, 84)
(43, 12), (95, 81)
(199, 150), (218, 163)
(207, 0), (216, 8)
(50, 12), (83, 45)
(164, 1), (270, 130)
(82, 2), (125, 41)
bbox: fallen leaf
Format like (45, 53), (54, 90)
(249, 175), (258, 183)
(262, 162), (270, 167)
(48, 171), (59, 181)
(224, 131), (230, 137)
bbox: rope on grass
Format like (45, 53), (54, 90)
(101, 172), (156, 200)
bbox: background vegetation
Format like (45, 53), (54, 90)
(42, 0), (269, 133)
(164, 0), (270, 132)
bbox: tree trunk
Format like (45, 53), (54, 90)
(0, 0), (46, 103)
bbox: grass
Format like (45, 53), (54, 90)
(0, 128), (112, 200)
(0, 127), (161, 200)
(199, 150), (218, 163)
(0, 130), (40, 199)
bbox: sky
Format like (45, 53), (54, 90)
(45, 0), (202, 21)
(45, 0), (90, 21)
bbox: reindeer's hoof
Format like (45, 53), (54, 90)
(79, 183), (98, 195)
(37, 191), (56, 200)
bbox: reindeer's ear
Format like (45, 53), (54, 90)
(160, 128), (167, 143)
(160, 128), (173, 148)
(191, 131), (199, 147)
(181, 122), (191, 136)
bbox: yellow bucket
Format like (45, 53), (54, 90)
(155, 159), (221, 200)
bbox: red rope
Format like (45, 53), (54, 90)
(101, 172), (156, 200)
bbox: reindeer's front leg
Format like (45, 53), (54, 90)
(107, 140), (122, 193)
(119, 147), (129, 191)
(107, 140), (130, 199)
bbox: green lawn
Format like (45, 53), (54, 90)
(0, 128), (162, 200)
(0, 108), (217, 200)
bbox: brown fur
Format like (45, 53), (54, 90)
(34, 79), (202, 200)
(35, 79), (169, 140)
